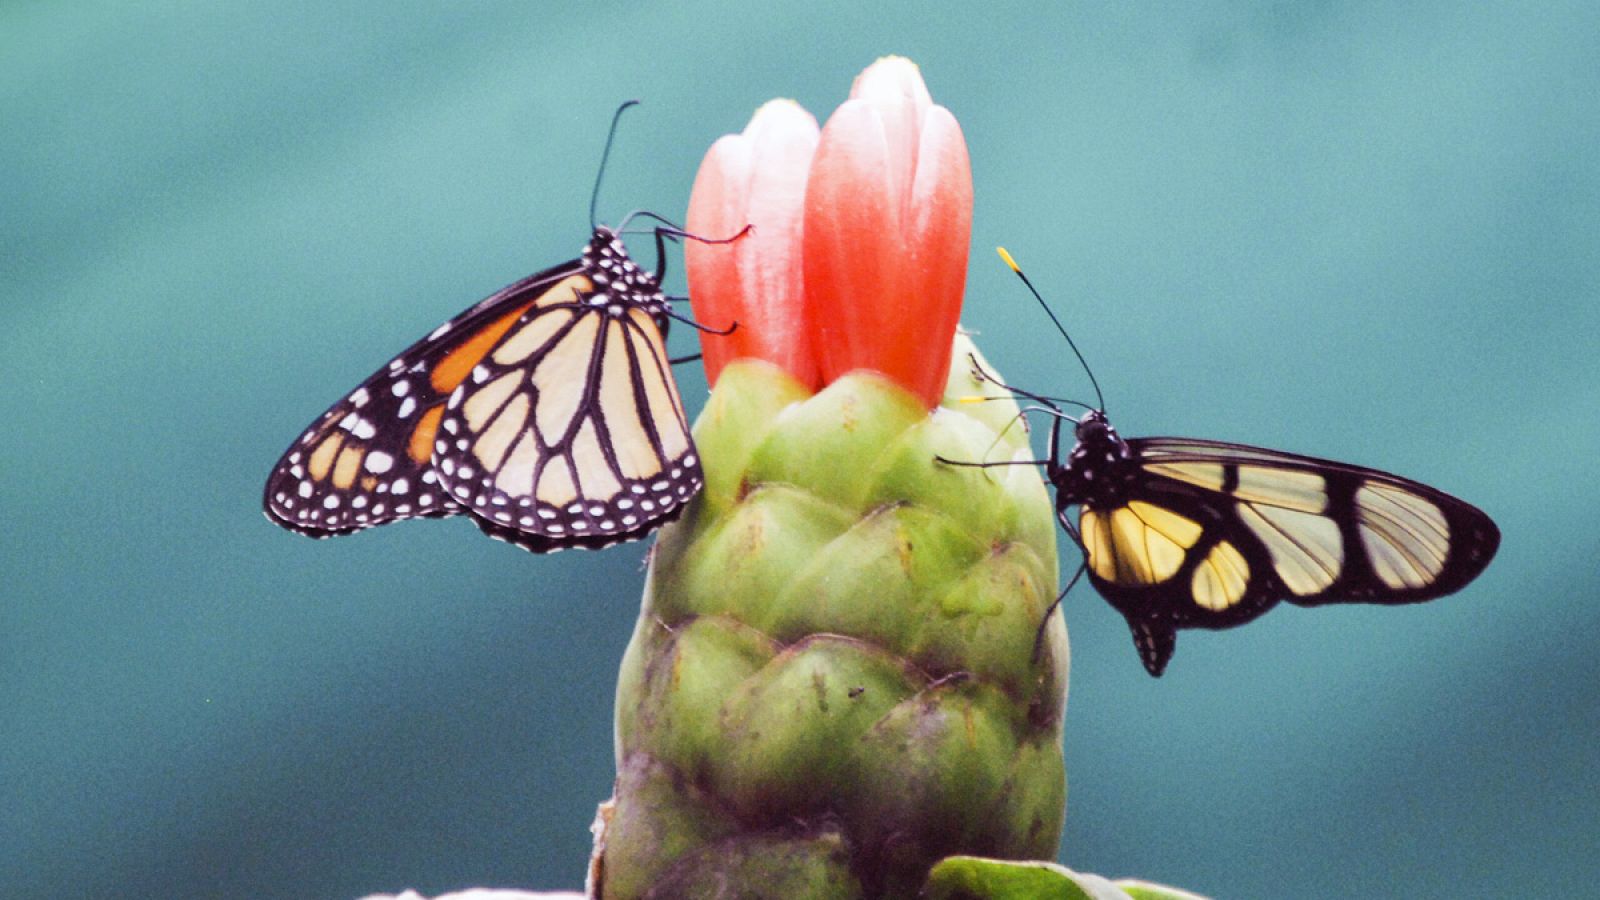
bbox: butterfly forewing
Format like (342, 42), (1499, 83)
(1064, 422), (1499, 676)
(259, 264), (580, 537)
(429, 238), (702, 553)
(1132, 438), (1498, 600)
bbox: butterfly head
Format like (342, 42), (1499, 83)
(1054, 408), (1135, 506)
(582, 227), (666, 317)
(1073, 408), (1116, 443)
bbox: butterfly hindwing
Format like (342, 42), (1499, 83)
(258, 265), (574, 537)
(429, 241), (701, 553)
(1058, 414), (1499, 676)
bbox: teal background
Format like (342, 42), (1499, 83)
(3, 3), (1596, 898)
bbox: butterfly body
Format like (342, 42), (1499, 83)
(264, 227), (702, 554)
(1046, 409), (1500, 676)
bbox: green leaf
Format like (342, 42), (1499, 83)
(923, 856), (1209, 900)
(1114, 879), (1212, 900)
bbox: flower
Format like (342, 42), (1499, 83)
(603, 60), (1063, 899)
(686, 56), (973, 408)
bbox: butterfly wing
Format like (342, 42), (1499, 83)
(262, 260), (582, 537)
(1077, 437), (1499, 675)
(428, 282), (702, 553)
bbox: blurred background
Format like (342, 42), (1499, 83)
(3, 2), (1597, 897)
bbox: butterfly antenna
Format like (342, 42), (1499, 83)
(591, 99), (640, 231)
(996, 247), (1106, 414)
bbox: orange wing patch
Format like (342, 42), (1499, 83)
(408, 404), (446, 465)
(430, 301), (537, 394)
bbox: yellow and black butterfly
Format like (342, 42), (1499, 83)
(962, 249), (1499, 676)
(263, 104), (728, 553)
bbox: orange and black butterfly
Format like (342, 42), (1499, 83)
(263, 104), (728, 553)
(956, 249), (1499, 676)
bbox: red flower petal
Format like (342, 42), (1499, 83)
(685, 99), (820, 389)
(804, 60), (972, 407)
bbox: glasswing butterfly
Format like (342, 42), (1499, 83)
(949, 249), (1500, 676)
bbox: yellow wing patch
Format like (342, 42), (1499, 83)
(600, 321), (663, 480)
(1226, 464), (1340, 595)
(495, 432), (539, 496)
(1192, 541), (1249, 611)
(630, 308), (691, 459)
(1237, 502), (1342, 595)
(464, 371), (521, 432)
(308, 432), (343, 481)
(537, 456), (578, 507)
(1234, 466), (1327, 512)
(1144, 461), (1225, 491)
(1357, 482), (1450, 589)
(332, 444), (364, 490)
(1082, 501), (1203, 586)
(531, 314), (600, 438)
(472, 391), (529, 472)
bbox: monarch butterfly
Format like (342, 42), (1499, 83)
(955, 249), (1500, 677)
(263, 103), (732, 554)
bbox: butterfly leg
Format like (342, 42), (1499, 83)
(933, 408), (1052, 481)
(633, 219), (752, 282)
(664, 306), (738, 336)
(933, 456), (1052, 468)
(668, 352), (703, 366)
(1033, 561), (1086, 663)
(653, 225), (674, 282)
